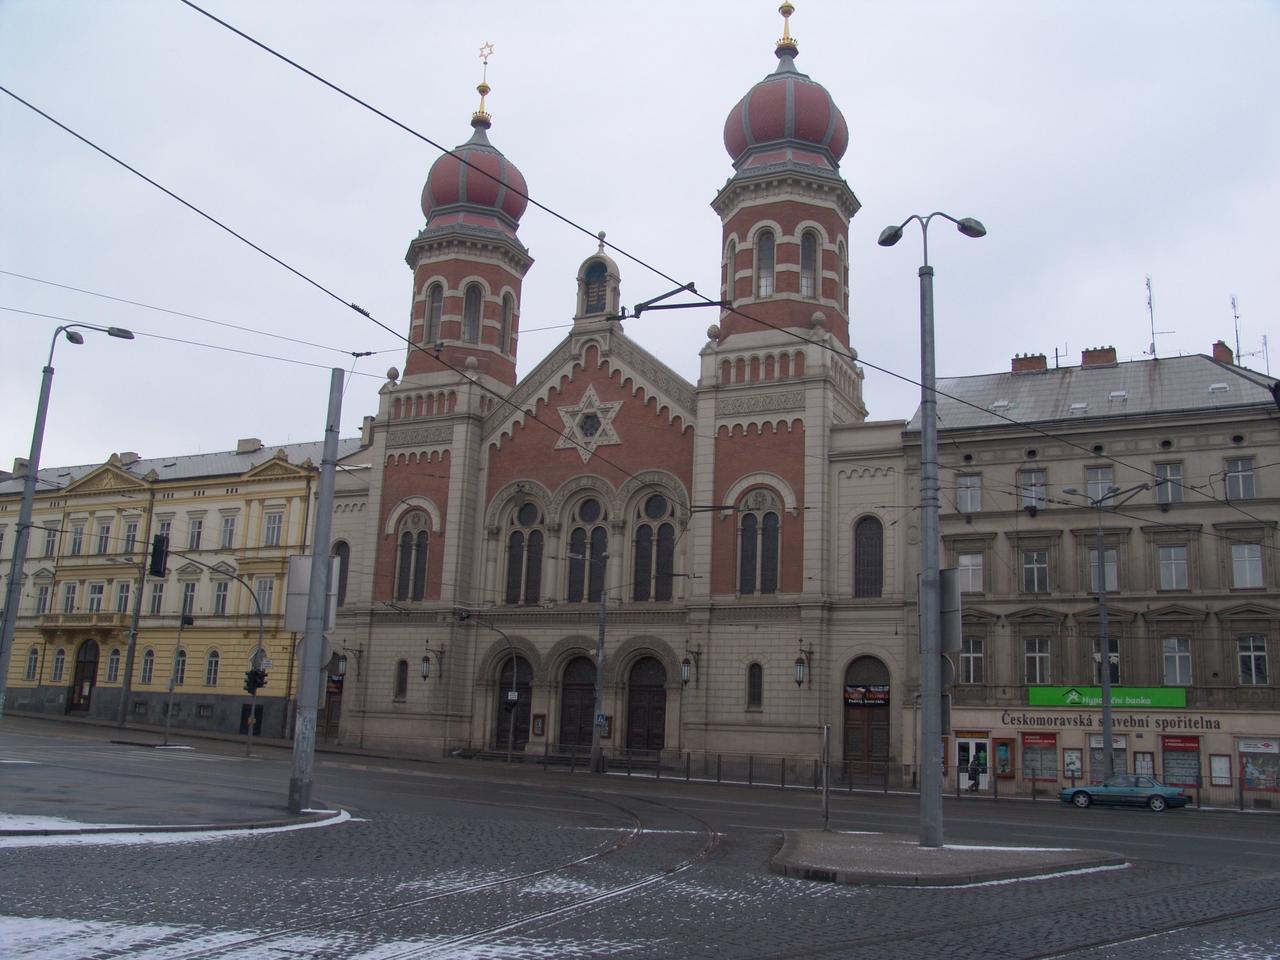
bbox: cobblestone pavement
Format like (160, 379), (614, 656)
(2, 725), (1279, 958)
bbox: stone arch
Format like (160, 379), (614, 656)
(609, 635), (680, 688)
(383, 496), (442, 536)
(475, 634), (545, 684)
(548, 474), (615, 522)
(720, 471), (799, 518)
(484, 480), (553, 531)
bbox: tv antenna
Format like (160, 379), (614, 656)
(1143, 275), (1175, 357)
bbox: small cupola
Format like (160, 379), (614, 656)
(574, 233), (622, 323)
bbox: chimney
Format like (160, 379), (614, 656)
(1011, 353), (1047, 374)
(1081, 346), (1117, 368)
(361, 415), (375, 446)
(119, 451), (140, 465)
(1212, 340), (1234, 365)
(236, 438), (264, 455)
(12, 458), (30, 478)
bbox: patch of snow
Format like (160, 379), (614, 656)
(0, 809), (351, 849)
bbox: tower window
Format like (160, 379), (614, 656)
(738, 489), (781, 595)
(584, 261), (607, 314)
(755, 230), (775, 297)
(463, 284), (482, 344)
(395, 512), (430, 601)
(800, 231), (818, 298)
(426, 283), (444, 343)
(501, 294), (515, 353)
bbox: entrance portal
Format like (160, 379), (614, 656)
(558, 656), (595, 750)
(68, 640), (99, 712)
(625, 657), (666, 754)
(494, 655), (532, 751)
(955, 737), (990, 791)
(843, 655), (890, 781)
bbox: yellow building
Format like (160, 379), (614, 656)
(0, 437), (359, 736)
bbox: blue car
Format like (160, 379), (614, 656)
(1060, 774), (1189, 811)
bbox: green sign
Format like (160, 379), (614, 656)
(1027, 687), (1187, 708)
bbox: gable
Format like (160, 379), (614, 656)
(64, 464), (148, 496)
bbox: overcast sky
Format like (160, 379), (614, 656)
(2, 1), (1276, 472)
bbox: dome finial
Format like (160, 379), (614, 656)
(472, 41), (495, 129)
(775, 2), (798, 59)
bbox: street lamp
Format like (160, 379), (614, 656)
(567, 550), (610, 774)
(456, 609), (519, 764)
(1062, 481), (1149, 779)
(0, 323), (133, 718)
(879, 211), (985, 849)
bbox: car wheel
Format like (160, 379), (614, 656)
(1147, 795), (1167, 812)
(1072, 791), (1091, 808)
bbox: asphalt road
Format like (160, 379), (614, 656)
(2, 721), (1278, 959)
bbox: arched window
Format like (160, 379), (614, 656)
(836, 239), (847, 311)
(755, 229), (775, 297)
(566, 497), (607, 603)
(173, 648), (187, 686)
(332, 541), (350, 607)
(140, 649), (154, 685)
(633, 493), (676, 601)
(747, 662), (763, 709)
(505, 501), (544, 605)
(25, 647), (38, 681)
(800, 230), (818, 297)
(106, 648), (120, 682)
(52, 648), (66, 682)
(426, 283), (444, 343)
(204, 650), (220, 686)
(462, 284), (482, 343)
(393, 659), (409, 700)
(501, 293), (515, 354)
(738, 489), (781, 595)
(724, 241), (737, 304)
(395, 511), (430, 601)
(853, 516), (884, 598)
(584, 260), (607, 313)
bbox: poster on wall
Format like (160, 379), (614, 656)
(993, 738), (1015, 778)
(844, 684), (890, 706)
(1161, 736), (1201, 786)
(1021, 732), (1057, 781)
(1239, 738), (1279, 792)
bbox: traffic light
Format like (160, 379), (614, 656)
(243, 668), (268, 694)
(148, 534), (169, 577)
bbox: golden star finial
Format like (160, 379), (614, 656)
(474, 42), (495, 127)
(479, 42), (494, 64)
(777, 2), (798, 55)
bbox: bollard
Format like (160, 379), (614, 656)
(748, 754), (754, 787)
(686, 751), (691, 782)
(780, 760), (786, 791)
(716, 753), (722, 784)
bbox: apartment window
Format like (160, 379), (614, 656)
(36, 584), (51, 615)
(393, 659), (409, 701)
(220, 515), (236, 549)
(1089, 548), (1118, 593)
(1238, 636), (1268, 685)
(149, 582), (165, 615)
(205, 651), (220, 686)
(1024, 637), (1050, 685)
(799, 230), (818, 297)
(181, 581), (197, 616)
(755, 229), (775, 297)
(96, 522), (111, 554)
(1022, 550), (1049, 593)
(44, 526), (57, 556)
(1019, 470), (1047, 508)
(955, 475), (982, 513)
(1225, 458), (1255, 500)
(1158, 545), (1189, 590)
(52, 649), (66, 682)
(70, 524), (84, 556)
(213, 581), (229, 615)
(957, 552), (984, 593)
(1162, 637), (1192, 686)
(116, 582), (131, 614)
(106, 648), (120, 682)
(1094, 636), (1120, 685)
(187, 518), (203, 551)
(124, 521), (139, 555)
(1086, 466), (1114, 502)
(157, 519), (172, 542)
(62, 583), (77, 613)
(960, 637), (984, 684)
(263, 513), (283, 547)
(25, 647), (38, 681)
(747, 662), (763, 709)
(174, 648), (187, 685)
(87, 583), (105, 613)
(1155, 463), (1184, 505)
(141, 649), (155, 685)
(254, 577), (275, 615)
(1231, 543), (1263, 589)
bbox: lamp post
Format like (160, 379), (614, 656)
(1062, 481), (1148, 779)
(456, 610), (519, 763)
(879, 212), (985, 848)
(162, 614), (195, 746)
(0, 323), (133, 718)
(567, 551), (610, 774)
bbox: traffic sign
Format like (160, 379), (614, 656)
(506, 690), (519, 703)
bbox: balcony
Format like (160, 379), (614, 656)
(37, 612), (132, 631)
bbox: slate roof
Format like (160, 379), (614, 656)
(0, 439), (363, 497)
(906, 355), (1279, 433)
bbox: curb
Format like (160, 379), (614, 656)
(0, 807), (342, 838)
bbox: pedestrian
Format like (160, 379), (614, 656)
(967, 755), (980, 792)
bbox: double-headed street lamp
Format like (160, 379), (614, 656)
(0, 323), (133, 717)
(879, 212), (985, 849)
(1062, 481), (1149, 779)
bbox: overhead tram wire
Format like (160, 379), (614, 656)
(167, 3), (1278, 527)
(5, 56), (1271, 528)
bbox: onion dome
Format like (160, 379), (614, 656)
(722, 2), (849, 174)
(420, 54), (528, 238)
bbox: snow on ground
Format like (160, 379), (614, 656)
(0, 809), (350, 848)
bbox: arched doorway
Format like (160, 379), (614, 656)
(494, 655), (532, 751)
(69, 639), (100, 712)
(558, 656), (595, 750)
(625, 656), (666, 754)
(843, 655), (890, 781)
